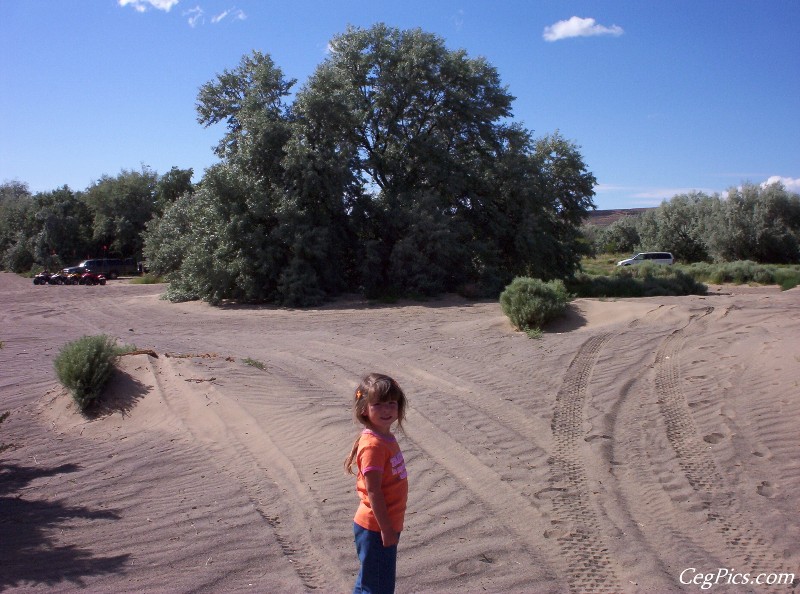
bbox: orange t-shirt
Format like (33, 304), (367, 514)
(353, 429), (408, 533)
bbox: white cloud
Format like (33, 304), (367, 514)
(211, 9), (229, 23)
(543, 16), (623, 42)
(184, 6), (204, 27)
(631, 188), (715, 200)
(452, 9), (465, 31)
(119, 0), (179, 12)
(761, 175), (800, 193)
(595, 183), (720, 207)
(596, 184), (716, 199)
(212, 8), (246, 24)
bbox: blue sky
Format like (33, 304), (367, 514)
(2, 0), (798, 210)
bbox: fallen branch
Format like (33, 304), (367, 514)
(118, 349), (159, 358)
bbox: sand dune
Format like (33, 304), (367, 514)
(1, 272), (798, 593)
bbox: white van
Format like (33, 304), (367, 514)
(616, 252), (674, 267)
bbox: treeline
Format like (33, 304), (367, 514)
(4, 24), (598, 306)
(143, 24), (597, 306)
(586, 184), (800, 263)
(8, 24), (796, 307)
(0, 167), (193, 272)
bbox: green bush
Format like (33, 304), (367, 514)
(752, 268), (775, 284)
(682, 261), (799, 289)
(54, 335), (128, 412)
(774, 268), (800, 290)
(500, 277), (569, 332)
(569, 263), (707, 298)
(129, 273), (164, 284)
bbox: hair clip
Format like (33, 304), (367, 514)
(355, 389), (363, 400)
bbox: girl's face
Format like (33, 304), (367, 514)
(365, 399), (399, 434)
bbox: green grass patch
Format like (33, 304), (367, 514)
(524, 327), (544, 340)
(579, 253), (629, 276)
(569, 262), (707, 298)
(130, 273), (165, 284)
(54, 335), (137, 413)
(243, 357), (266, 371)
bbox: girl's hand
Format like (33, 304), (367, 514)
(364, 470), (399, 547)
(380, 528), (399, 547)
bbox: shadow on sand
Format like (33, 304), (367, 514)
(83, 366), (152, 420)
(543, 302), (589, 333)
(214, 292), (496, 312)
(0, 461), (129, 590)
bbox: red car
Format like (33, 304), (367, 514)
(80, 271), (107, 285)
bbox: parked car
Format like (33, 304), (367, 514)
(616, 252), (675, 267)
(79, 271), (107, 285)
(62, 265), (87, 275)
(73, 258), (138, 279)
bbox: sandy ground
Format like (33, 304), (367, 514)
(1, 271), (798, 593)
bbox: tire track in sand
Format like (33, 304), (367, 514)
(262, 345), (565, 589)
(653, 307), (796, 583)
(152, 355), (347, 592)
(546, 332), (621, 594)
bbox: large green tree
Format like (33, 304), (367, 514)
(83, 167), (159, 258)
(0, 182), (95, 271)
(0, 181), (35, 271)
(155, 166), (194, 214)
(152, 24), (597, 305)
(636, 192), (710, 262)
(588, 183), (800, 264)
(31, 186), (94, 266)
(293, 24), (596, 297)
(2, 168), (193, 273)
(710, 183), (800, 263)
(192, 52), (345, 304)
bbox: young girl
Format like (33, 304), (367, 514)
(345, 373), (408, 594)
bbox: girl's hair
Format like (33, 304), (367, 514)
(344, 373), (406, 475)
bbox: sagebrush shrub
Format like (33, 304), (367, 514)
(54, 335), (122, 412)
(752, 268), (774, 284)
(567, 264), (706, 298)
(774, 268), (800, 290)
(683, 260), (795, 288)
(500, 277), (569, 332)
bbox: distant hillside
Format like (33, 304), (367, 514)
(585, 208), (653, 227)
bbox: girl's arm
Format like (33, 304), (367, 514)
(364, 471), (398, 547)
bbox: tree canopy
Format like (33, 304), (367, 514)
(145, 24), (597, 305)
(590, 183), (800, 264)
(0, 166), (193, 273)
(9, 24), (797, 296)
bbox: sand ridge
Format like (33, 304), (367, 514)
(1, 272), (798, 592)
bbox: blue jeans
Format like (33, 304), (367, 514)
(353, 523), (398, 594)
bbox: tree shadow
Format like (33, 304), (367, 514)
(0, 461), (129, 590)
(215, 292), (497, 312)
